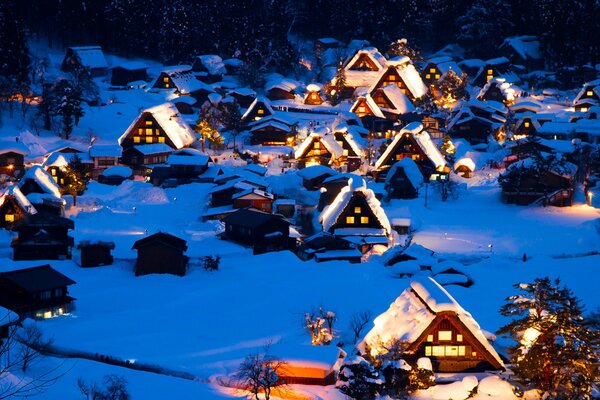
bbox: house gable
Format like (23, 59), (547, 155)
(296, 136), (333, 160)
(377, 133), (430, 170)
(371, 67), (412, 99)
(242, 99), (274, 123)
(348, 53), (380, 71)
(327, 192), (383, 232)
(351, 97), (377, 118)
(121, 112), (175, 149)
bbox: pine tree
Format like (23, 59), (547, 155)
(195, 119), (220, 152)
(52, 79), (83, 139)
(433, 71), (469, 107)
(498, 278), (599, 399)
(328, 60), (348, 105)
(386, 38), (424, 63)
(221, 100), (242, 151)
(63, 155), (88, 206)
(457, 0), (514, 58)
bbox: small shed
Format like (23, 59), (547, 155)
(222, 208), (290, 254)
(454, 158), (476, 178)
(77, 241), (115, 268)
(111, 63), (148, 87)
(132, 232), (189, 277)
(61, 46), (108, 77)
(98, 166), (132, 185)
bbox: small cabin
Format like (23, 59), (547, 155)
(110, 63), (148, 87)
(447, 100), (507, 144)
(275, 345), (346, 386)
(250, 118), (296, 146)
(43, 151), (93, 189)
(384, 158), (424, 199)
(132, 232), (189, 277)
(18, 165), (63, 208)
(227, 88), (256, 108)
(472, 57), (516, 87)
(454, 158), (475, 178)
(0, 141), (28, 179)
(0, 265), (76, 319)
(12, 212), (74, 260)
(265, 78), (297, 101)
(421, 56), (463, 86)
(99, 166), (132, 185)
(118, 102), (196, 151)
(241, 97), (275, 124)
(0, 186), (37, 230)
(304, 84), (325, 105)
(166, 148), (210, 181)
(232, 189), (274, 213)
(297, 165), (338, 191)
(222, 208), (290, 253)
(61, 46), (108, 77)
(361, 277), (505, 372)
(573, 79), (600, 106)
(297, 231), (362, 263)
(89, 144), (122, 176)
(77, 241), (115, 268)
(209, 179), (267, 208)
(295, 130), (343, 168)
(121, 144), (172, 168)
(191, 55), (226, 83)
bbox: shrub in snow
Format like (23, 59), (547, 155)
(201, 255), (220, 271)
(337, 356), (382, 400)
(498, 277), (600, 399)
(304, 307), (336, 345)
(77, 374), (130, 400)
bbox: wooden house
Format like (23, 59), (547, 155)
(297, 231), (362, 263)
(250, 117), (296, 146)
(500, 158), (576, 206)
(61, 46), (108, 77)
(121, 143), (172, 168)
(361, 277), (504, 372)
(0, 186), (37, 230)
(304, 84), (326, 105)
(319, 178), (390, 250)
(504, 137), (554, 167)
(351, 85), (415, 124)
(152, 66), (208, 95)
(232, 189), (274, 213)
(0, 265), (76, 319)
(317, 173), (362, 211)
(384, 158), (424, 199)
(132, 232), (189, 277)
(447, 100), (507, 144)
(374, 122), (447, 181)
(472, 57), (518, 87)
(241, 97), (275, 124)
(315, 38), (341, 52)
(297, 165), (338, 191)
(227, 88), (257, 109)
(477, 78), (522, 105)
(77, 241), (115, 268)
(421, 56), (463, 86)
(332, 129), (364, 172)
(43, 151), (93, 188)
(222, 208), (290, 254)
(453, 158), (476, 178)
(369, 63), (428, 102)
(500, 36), (542, 72)
(18, 165), (64, 214)
(343, 47), (388, 89)
(274, 345), (346, 386)
(89, 144), (122, 178)
(165, 148), (210, 182)
(295, 128), (344, 168)
(99, 166), (132, 185)
(273, 199), (296, 218)
(12, 212), (74, 260)
(191, 55), (226, 83)
(118, 102), (196, 151)
(110, 63), (148, 87)
(0, 140), (28, 179)
(574, 98), (598, 113)
(265, 78), (298, 101)
(209, 179), (267, 208)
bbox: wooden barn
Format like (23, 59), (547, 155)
(61, 46), (108, 77)
(250, 117), (296, 146)
(0, 265), (76, 319)
(295, 129), (343, 168)
(132, 232), (189, 277)
(374, 122), (447, 181)
(110, 63), (148, 87)
(241, 97), (275, 124)
(384, 158), (424, 199)
(361, 277), (505, 372)
(0, 186), (37, 230)
(77, 241), (115, 268)
(274, 345), (346, 386)
(118, 102), (196, 151)
(12, 212), (74, 260)
(319, 178), (390, 250)
(222, 208), (290, 254)
(0, 141), (28, 179)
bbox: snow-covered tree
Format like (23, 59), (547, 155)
(51, 79), (83, 139)
(386, 38), (424, 63)
(457, 0), (514, 58)
(63, 155), (89, 206)
(433, 70), (469, 107)
(498, 278), (600, 399)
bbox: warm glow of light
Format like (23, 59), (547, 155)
(521, 327), (542, 347)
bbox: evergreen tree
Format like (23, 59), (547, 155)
(386, 38), (424, 63)
(52, 79), (84, 139)
(63, 155), (88, 206)
(327, 60), (348, 105)
(220, 100), (243, 151)
(498, 278), (599, 399)
(433, 70), (469, 107)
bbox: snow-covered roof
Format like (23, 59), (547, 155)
(265, 76), (299, 93)
(478, 77), (522, 102)
(19, 165), (62, 198)
(68, 46), (108, 69)
(320, 178), (391, 235)
(375, 122), (446, 170)
(250, 120), (292, 133)
(573, 81), (600, 104)
(334, 129), (364, 158)
(486, 56), (510, 66)
(395, 64), (428, 99)
(380, 84), (415, 114)
(385, 157), (424, 188)
(0, 140), (28, 155)
(502, 36), (541, 61)
(0, 185), (37, 215)
(296, 165), (337, 180)
(119, 102), (196, 149)
(351, 94), (384, 118)
(241, 96), (275, 121)
(454, 157), (476, 172)
(361, 276), (504, 367)
(102, 165), (132, 178)
(343, 47), (388, 87)
(193, 55), (226, 75)
(43, 151), (92, 168)
(89, 144), (122, 158)
(306, 83), (323, 93)
(167, 148), (210, 166)
(158, 66), (213, 94)
(574, 119), (600, 136)
(510, 99), (543, 113)
(132, 143), (173, 155)
(295, 129), (344, 159)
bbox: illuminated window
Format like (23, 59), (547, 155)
(459, 346), (466, 356)
(524, 122), (530, 128)
(472, 351), (477, 357)
(446, 346), (459, 356)
(165, 83), (169, 88)
(5, 214), (14, 222)
(587, 90), (593, 96)
(457, 334), (463, 342)
(487, 69), (493, 75)
(51, 169), (56, 176)
(138, 128), (143, 134)
(311, 93), (319, 99)
(431, 346), (445, 356)
(357, 106), (366, 113)
(438, 331), (452, 341)
(487, 75), (493, 81)
(581, 107), (588, 112)
(401, 89), (407, 94)
(425, 74), (431, 79)
(60, 178), (64, 184)
(146, 137), (153, 144)
(354, 207), (361, 213)
(346, 216), (355, 224)
(435, 74), (440, 79)
(43, 311), (52, 319)
(388, 74), (396, 81)
(361, 216), (369, 224)
(343, 149), (348, 156)
(145, 128), (153, 135)
(158, 137), (165, 143)
(163, 77), (169, 83)
(145, 120), (153, 126)
(134, 136), (141, 143)
(427, 334), (434, 342)
(430, 68), (436, 73)
(257, 109), (264, 115)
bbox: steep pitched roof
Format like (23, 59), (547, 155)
(0, 264), (76, 293)
(67, 46), (108, 69)
(0, 186), (37, 215)
(360, 276), (504, 369)
(295, 129), (344, 159)
(241, 96), (275, 121)
(477, 77), (523, 102)
(385, 157), (424, 189)
(119, 103), (196, 149)
(157, 65), (213, 94)
(19, 165), (62, 198)
(320, 178), (391, 235)
(222, 207), (288, 229)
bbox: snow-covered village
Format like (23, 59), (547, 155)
(0, 1), (599, 399)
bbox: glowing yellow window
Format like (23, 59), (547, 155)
(472, 351), (477, 357)
(425, 74), (431, 79)
(257, 109), (264, 115)
(581, 107), (588, 112)
(457, 334), (463, 342)
(145, 120), (152, 126)
(445, 346), (459, 356)
(401, 89), (407, 94)
(388, 75), (396, 81)
(361, 216), (369, 224)
(425, 346), (432, 356)
(343, 149), (348, 156)
(435, 74), (440, 79)
(134, 136), (141, 143)
(487, 69), (493, 75)
(430, 68), (436, 73)
(346, 216), (355, 224)
(354, 207), (361, 214)
(165, 83), (169, 88)
(524, 122), (530, 128)
(138, 128), (143, 134)
(438, 331), (452, 341)
(145, 137), (153, 144)
(145, 128), (153, 135)
(431, 346), (445, 356)
(43, 310), (52, 319)
(357, 106), (366, 113)
(427, 334), (434, 342)
(60, 179), (64, 184)
(587, 90), (593, 96)
(158, 137), (165, 143)
(163, 77), (169, 83)
(5, 214), (14, 222)
(311, 93), (318, 99)
(458, 346), (466, 356)
(51, 169), (56, 176)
